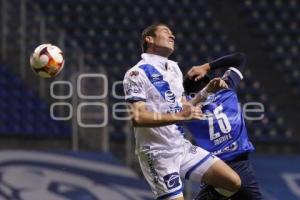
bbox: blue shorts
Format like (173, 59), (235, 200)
(226, 154), (263, 200)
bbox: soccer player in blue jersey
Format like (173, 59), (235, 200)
(184, 53), (263, 199)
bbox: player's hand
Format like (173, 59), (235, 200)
(187, 63), (210, 81)
(206, 77), (228, 93)
(179, 103), (204, 120)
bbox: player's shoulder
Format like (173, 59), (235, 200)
(123, 61), (148, 81)
(214, 89), (238, 102)
(168, 60), (179, 69)
(228, 67), (243, 79)
(168, 60), (183, 77)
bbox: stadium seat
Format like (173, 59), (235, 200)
(241, 0), (300, 95)
(0, 64), (71, 137)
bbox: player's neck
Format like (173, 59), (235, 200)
(146, 48), (171, 58)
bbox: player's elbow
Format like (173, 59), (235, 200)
(132, 117), (140, 127)
(131, 115), (144, 127)
(229, 173), (242, 192)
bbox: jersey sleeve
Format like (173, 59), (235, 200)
(123, 69), (147, 103)
(209, 52), (246, 71)
(222, 67), (243, 90)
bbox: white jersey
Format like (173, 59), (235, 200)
(123, 54), (219, 199)
(123, 53), (185, 151)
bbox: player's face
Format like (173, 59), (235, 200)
(152, 25), (175, 55)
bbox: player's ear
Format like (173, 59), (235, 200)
(145, 36), (154, 45)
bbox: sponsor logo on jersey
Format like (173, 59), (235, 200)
(151, 73), (162, 81)
(167, 105), (182, 114)
(164, 90), (183, 114)
(163, 172), (180, 189)
(165, 90), (176, 103)
(189, 146), (197, 154)
(212, 142), (238, 155)
(124, 80), (143, 95)
(153, 80), (166, 87)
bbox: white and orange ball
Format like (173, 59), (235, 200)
(30, 44), (64, 78)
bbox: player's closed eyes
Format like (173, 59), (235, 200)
(161, 28), (173, 35)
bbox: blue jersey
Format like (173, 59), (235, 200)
(186, 67), (255, 161)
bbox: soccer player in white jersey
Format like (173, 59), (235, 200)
(123, 23), (241, 200)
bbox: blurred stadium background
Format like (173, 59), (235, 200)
(0, 0), (300, 199)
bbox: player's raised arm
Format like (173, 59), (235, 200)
(185, 53), (246, 91)
(209, 52), (246, 70)
(187, 53), (246, 81)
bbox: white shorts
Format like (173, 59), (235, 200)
(137, 140), (219, 200)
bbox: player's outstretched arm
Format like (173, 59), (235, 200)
(209, 52), (246, 71)
(187, 53), (246, 81)
(128, 101), (203, 127)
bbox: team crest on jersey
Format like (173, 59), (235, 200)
(163, 172), (180, 189)
(129, 70), (139, 77)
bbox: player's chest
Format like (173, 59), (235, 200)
(145, 70), (182, 101)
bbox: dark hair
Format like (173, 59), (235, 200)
(141, 23), (170, 52)
(183, 75), (211, 96)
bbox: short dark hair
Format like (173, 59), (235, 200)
(141, 23), (170, 52)
(183, 75), (211, 96)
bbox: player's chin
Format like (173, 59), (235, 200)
(166, 45), (175, 53)
(159, 45), (174, 56)
(169, 43), (175, 51)
(171, 46), (175, 52)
